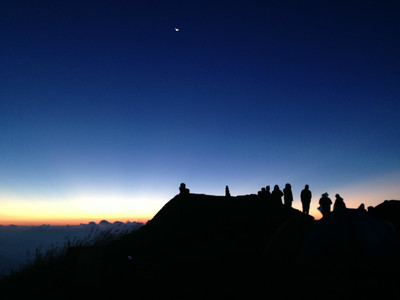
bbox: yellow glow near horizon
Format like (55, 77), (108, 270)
(0, 192), (159, 225)
(1, 174), (399, 225)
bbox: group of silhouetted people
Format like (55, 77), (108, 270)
(318, 192), (346, 217)
(257, 184), (347, 218)
(257, 184), (294, 207)
(258, 184), (307, 210)
(180, 182), (346, 218)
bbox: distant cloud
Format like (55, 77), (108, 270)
(0, 220), (143, 276)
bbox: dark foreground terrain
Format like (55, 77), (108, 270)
(1, 193), (400, 299)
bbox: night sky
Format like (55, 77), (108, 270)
(1, 1), (400, 224)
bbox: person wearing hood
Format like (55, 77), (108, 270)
(283, 183), (293, 207)
(333, 194), (346, 211)
(319, 192), (332, 217)
(271, 185), (283, 206)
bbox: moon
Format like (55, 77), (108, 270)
(175, 28), (180, 32)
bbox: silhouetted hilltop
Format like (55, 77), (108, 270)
(145, 192), (304, 241)
(369, 200), (400, 232)
(1, 192), (400, 300)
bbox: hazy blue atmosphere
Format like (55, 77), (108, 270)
(1, 1), (399, 223)
(0, 221), (143, 275)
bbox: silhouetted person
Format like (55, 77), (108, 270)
(319, 192), (332, 217)
(258, 187), (267, 200)
(179, 183), (190, 195)
(283, 183), (293, 207)
(333, 194), (346, 211)
(225, 185), (231, 197)
(266, 185), (271, 201)
(358, 203), (366, 211)
(300, 184), (312, 214)
(271, 185), (283, 206)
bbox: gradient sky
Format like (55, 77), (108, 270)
(1, 1), (400, 224)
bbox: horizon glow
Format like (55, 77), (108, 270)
(1, 172), (399, 225)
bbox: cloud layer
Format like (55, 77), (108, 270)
(0, 220), (143, 276)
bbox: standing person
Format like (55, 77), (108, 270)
(333, 194), (346, 211)
(225, 185), (231, 197)
(271, 185), (283, 206)
(300, 184), (312, 214)
(319, 193), (332, 218)
(266, 185), (271, 201)
(283, 183), (293, 207)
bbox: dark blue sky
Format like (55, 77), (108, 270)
(1, 1), (400, 222)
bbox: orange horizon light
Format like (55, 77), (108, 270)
(0, 216), (151, 226)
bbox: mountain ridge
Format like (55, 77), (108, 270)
(1, 192), (399, 299)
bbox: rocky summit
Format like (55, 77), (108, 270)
(1, 192), (399, 300)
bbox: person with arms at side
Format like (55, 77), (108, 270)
(283, 183), (293, 207)
(301, 184), (312, 214)
(271, 185), (284, 206)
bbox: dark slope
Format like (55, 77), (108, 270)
(369, 200), (400, 232)
(1, 193), (312, 299)
(142, 193), (302, 246)
(2, 194), (400, 300)
(125, 193), (314, 299)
